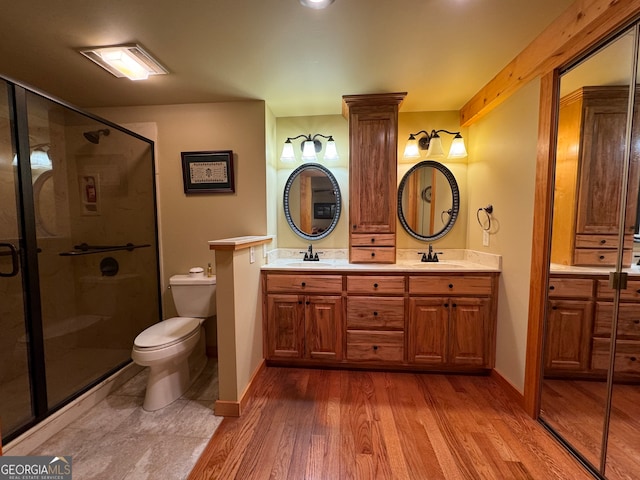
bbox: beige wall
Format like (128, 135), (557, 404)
(397, 111), (468, 250)
(275, 115), (349, 249)
(91, 101), (268, 318)
(466, 79), (541, 392)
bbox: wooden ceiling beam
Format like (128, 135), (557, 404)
(460, 0), (640, 127)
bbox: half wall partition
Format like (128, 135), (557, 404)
(0, 78), (161, 444)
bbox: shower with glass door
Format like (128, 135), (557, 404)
(0, 78), (161, 445)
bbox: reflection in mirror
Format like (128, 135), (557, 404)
(397, 160), (459, 241)
(541, 26), (640, 478)
(283, 163), (341, 241)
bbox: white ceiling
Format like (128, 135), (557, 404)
(0, 0), (574, 117)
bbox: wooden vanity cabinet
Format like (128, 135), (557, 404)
(263, 270), (498, 373)
(264, 274), (343, 361)
(551, 86), (639, 267)
(342, 92), (406, 263)
(544, 277), (595, 376)
(345, 275), (405, 364)
(408, 274), (497, 369)
(593, 279), (640, 380)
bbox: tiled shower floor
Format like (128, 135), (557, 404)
(26, 359), (221, 480)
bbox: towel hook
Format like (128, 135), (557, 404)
(476, 205), (493, 232)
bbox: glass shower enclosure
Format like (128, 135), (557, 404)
(0, 78), (161, 444)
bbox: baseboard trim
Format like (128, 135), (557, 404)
(214, 359), (266, 417)
(491, 369), (525, 409)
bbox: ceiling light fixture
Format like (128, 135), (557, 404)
(280, 133), (339, 163)
(79, 44), (168, 81)
(403, 129), (467, 161)
(299, 0), (335, 9)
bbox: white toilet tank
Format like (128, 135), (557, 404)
(169, 271), (216, 318)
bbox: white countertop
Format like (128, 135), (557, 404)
(261, 249), (501, 273)
(550, 262), (640, 276)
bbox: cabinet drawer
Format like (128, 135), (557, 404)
(266, 274), (342, 293)
(350, 247), (396, 263)
(409, 276), (492, 295)
(574, 249), (632, 266)
(597, 279), (640, 301)
(346, 331), (404, 362)
(548, 277), (594, 298)
(346, 275), (405, 294)
(351, 234), (395, 247)
(595, 302), (640, 338)
(347, 297), (404, 330)
(575, 234), (619, 249)
(592, 338), (640, 375)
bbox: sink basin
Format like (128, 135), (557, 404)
(281, 261), (334, 267)
(406, 262), (465, 269)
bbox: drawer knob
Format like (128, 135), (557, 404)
(631, 357), (637, 362)
(372, 345), (379, 351)
(370, 238), (375, 243)
(373, 311), (378, 316)
(371, 252), (376, 257)
(552, 306), (557, 310)
(373, 283), (379, 288)
(298, 301), (303, 305)
(452, 303), (457, 308)
(636, 289), (640, 294)
(634, 320), (640, 325)
(600, 239), (607, 245)
(306, 301), (310, 305)
(444, 303), (449, 307)
(301, 282), (306, 287)
(599, 255), (605, 260)
(549, 285), (555, 291)
(448, 284), (454, 289)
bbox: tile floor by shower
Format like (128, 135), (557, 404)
(27, 358), (222, 480)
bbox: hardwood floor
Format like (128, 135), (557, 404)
(189, 368), (592, 480)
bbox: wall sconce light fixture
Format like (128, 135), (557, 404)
(79, 44), (168, 81)
(403, 129), (467, 160)
(280, 133), (339, 163)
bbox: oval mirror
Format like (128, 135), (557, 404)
(283, 163), (342, 241)
(398, 160), (459, 241)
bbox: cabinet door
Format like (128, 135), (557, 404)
(408, 297), (448, 364)
(305, 295), (343, 361)
(267, 294), (304, 359)
(577, 100), (628, 234)
(449, 297), (490, 366)
(349, 107), (397, 234)
(544, 299), (593, 372)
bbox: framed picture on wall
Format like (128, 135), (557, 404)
(181, 150), (235, 194)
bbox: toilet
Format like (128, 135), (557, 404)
(131, 268), (216, 411)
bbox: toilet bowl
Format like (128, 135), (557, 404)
(131, 269), (216, 411)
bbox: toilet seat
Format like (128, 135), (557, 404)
(134, 317), (201, 350)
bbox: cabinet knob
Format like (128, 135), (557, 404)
(298, 301), (303, 305)
(373, 283), (378, 288)
(373, 311), (378, 316)
(444, 303), (449, 307)
(633, 319), (640, 325)
(636, 289), (640, 294)
(370, 238), (375, 243)
(353, 224), (357, 229)
(371, 252), (376, 258)
(599, 255), (605, 260)
(452, 303), (457, 308)
(549, 285), (555, 291)
(301, 282), (306, 287)
(552, 306), (557, 310)
(448, 284), (454, 289)
(600, 239), (607, 245)
(372, 345), (379, 351)
(631, 357), (637, 362)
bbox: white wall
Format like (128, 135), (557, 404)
(466, 79), (541, 392)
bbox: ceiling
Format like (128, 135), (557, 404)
(0, 0), (574, 118)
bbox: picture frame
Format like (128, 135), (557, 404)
(314, 202), (336, 219)
(181, 150), (235, 194)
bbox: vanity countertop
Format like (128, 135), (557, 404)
(550, 263), (640, 276)
(261, 249), (501, 273)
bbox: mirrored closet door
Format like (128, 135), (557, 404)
(539, 23), (640, 479)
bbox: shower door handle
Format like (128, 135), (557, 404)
(0, 242), (20, 277)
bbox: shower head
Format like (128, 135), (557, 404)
(83, 128), (110, 144)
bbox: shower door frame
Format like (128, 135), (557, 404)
(3, 76), (163, 445)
